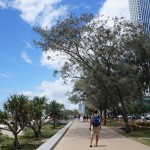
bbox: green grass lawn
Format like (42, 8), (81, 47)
(105, 119), (124, 127)
(123, 130), (150, 146)
(0, 132), (13, 150)
(105, 119), (150, 146)
(0, 124), (65, 150)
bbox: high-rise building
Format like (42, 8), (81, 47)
(129, 0), (150, 103)
(129, 0), (150, 33)
(78, 102), (85, 114)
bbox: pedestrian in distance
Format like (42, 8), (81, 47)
(86, 114), (89, 122)
(83, 114), (86, 122)
(78, 114), (80, 121)
(89, 110), (101, 147)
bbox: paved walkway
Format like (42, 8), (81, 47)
(54, 121), (150, 150)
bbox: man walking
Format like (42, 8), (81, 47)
(89, 110), (101, 147)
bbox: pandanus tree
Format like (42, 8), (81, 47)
(27, 96), (52, 139)
(47, 100), (64, 128)
(0, 94), (29, 149)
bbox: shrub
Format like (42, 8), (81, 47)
(131, 122), (150, 131)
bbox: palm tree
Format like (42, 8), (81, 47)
(27, 96), (52, 139)
(0, 94), (29, 149)
(48, 100), (64, 128)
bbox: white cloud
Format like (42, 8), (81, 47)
(37, 78), (72, 99)
(21, 51), (32, 64)
(0, 0), (7, 8)
(22, 78), (78, 110)
(99, 0), (130, 19)
(40, 51), (68, 69)
(2, 0), (68, 28)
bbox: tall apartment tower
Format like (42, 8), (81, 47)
(129, 0), (150, 33)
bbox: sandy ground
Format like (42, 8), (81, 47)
(0, 124), (23, 138)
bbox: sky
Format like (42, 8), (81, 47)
(0, 0), (130, 110)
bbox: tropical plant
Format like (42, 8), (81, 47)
(26, 96), (52, 139)
(47, 100), (64, 128)
(0, 94), (29, 149)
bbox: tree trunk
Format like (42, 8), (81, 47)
(53, 120), (56, 128)
(13, 118), (20, 149)
(103, 107), (107, 125)
(34, 129), (41, 140)
(116, 85), (131, 133)
(13, 133), (20, 149)
(37, 126), (41, 139)
(120, 99), (131, 133)
(103, 95), (108, 125)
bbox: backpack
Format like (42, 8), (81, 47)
(92, 115), (100, 127)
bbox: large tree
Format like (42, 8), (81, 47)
(34, 13), (150, 132)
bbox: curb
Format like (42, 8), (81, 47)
(36, 121), (73, 150)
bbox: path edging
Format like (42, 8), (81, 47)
(36, 121), (73, 150)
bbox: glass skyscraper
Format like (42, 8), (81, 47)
(129, 0), (150, 33)
(129, 0), (150, 101)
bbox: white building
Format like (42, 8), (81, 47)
(78, 102), (85, 114)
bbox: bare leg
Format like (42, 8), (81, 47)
(96, 134), (99, 146)
(90, 131), (95, 147)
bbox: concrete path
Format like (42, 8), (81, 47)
(54, 121), (150, 150)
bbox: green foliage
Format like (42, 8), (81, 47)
(124, 130), (150, 146)
(23, 124), (64, 139)
(0, 124), (65, 150)
(126, 101), (150, 114)
(47, 100), (64, 129)
(1, 94), (30, 149)
(0, 132), (12, 145)
(106, 119), (150, 146)
(65, 109), (79, 117)
(28, 96), (48, 121)
(0, 94), (67, 147)
(136, 122), (150, 127)
(0, 111), (8, 123)
(34, 13), (150, 129)
(26, 96), (52, 139)
(106, 119), (124, 127)
(4, 94), (29, 126)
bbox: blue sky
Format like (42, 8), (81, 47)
(0, 0), (130, 110)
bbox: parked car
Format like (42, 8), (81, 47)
(127, 114), (141, 120)
(118, 115), (122, 118)
(146, 115), (150, 120)
(127, 115), (132, 119)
